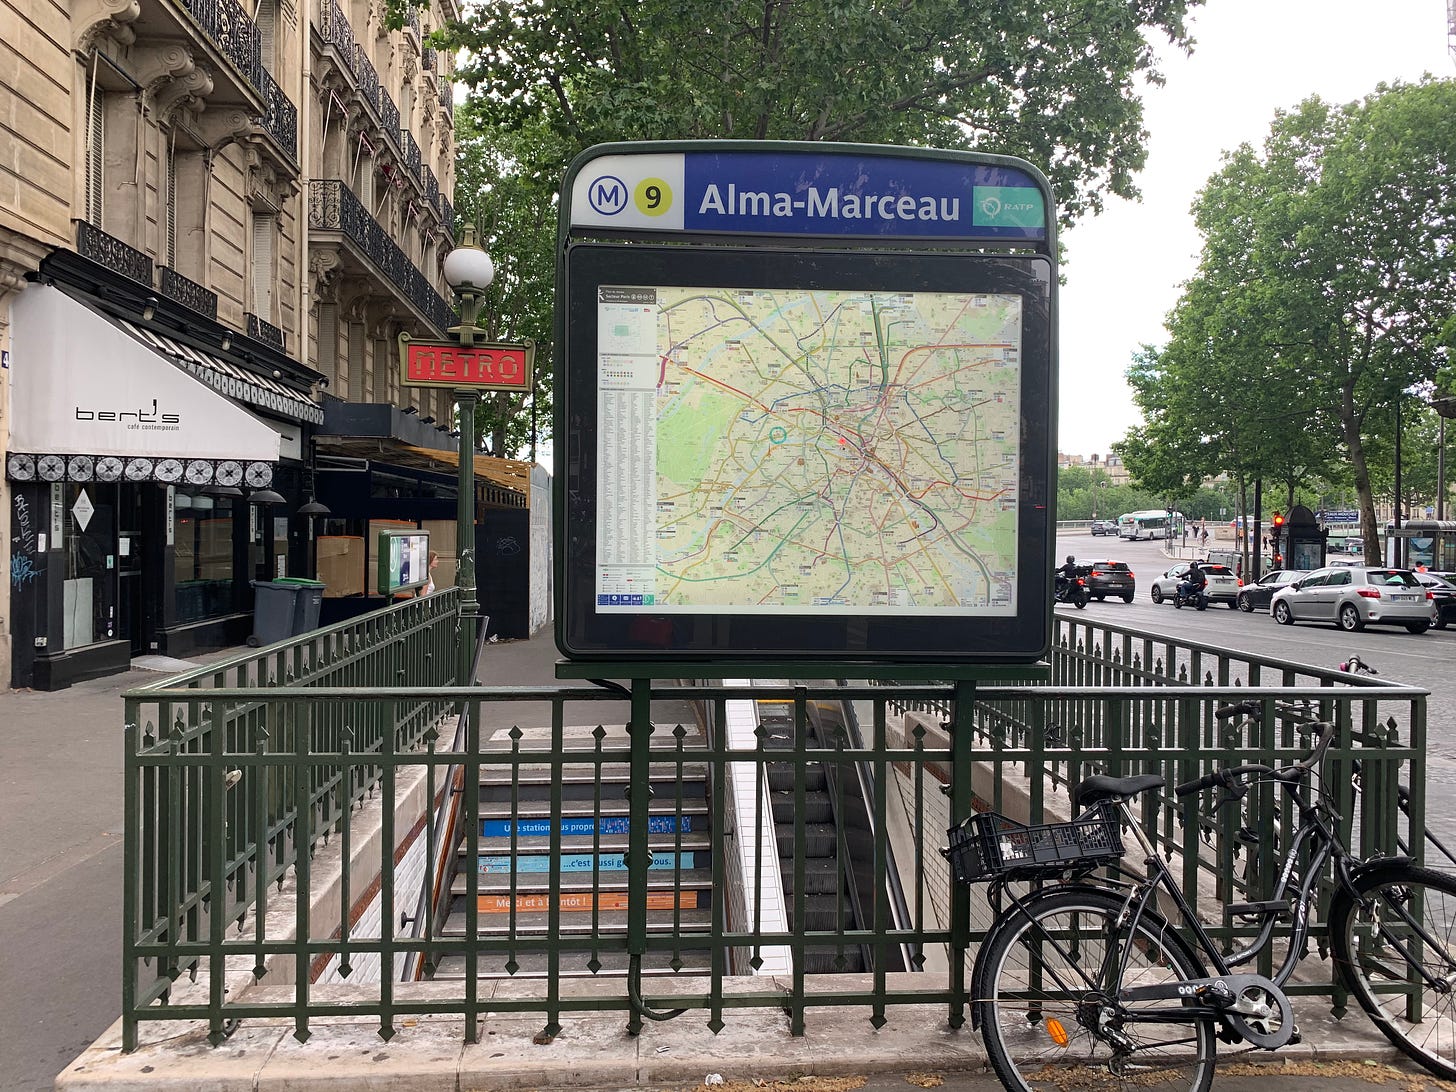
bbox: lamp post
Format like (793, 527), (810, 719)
(440, 229), (495, 682)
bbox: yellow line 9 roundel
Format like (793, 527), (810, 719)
(634, 177), (672, 216)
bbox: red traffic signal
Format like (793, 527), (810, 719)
(1272, 511), (1285, 528)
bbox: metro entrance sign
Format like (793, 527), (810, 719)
(555, 141), (1058, 665)
(397, 332), (534, 391)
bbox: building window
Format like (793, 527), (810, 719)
(252, 211), (277, 322)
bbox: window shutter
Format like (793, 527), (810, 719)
(85, 84), (104, 225)
(164, 139), (177, 268)
(256, 0), (277, 72)
(318, 302), (338, 388)
(252, 213), (275, 321)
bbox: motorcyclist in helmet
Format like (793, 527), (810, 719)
(1178, 559), (1207, 603)
(1055, 554), (1079, 597)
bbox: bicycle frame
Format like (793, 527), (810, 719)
(977, 760), (1365, 1036)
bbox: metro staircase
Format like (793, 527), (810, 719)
(429, 723), (715, 980)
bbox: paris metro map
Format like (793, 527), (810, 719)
(594, 284), (1022, 615)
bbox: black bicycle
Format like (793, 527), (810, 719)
(948, 700), (1456, 1092)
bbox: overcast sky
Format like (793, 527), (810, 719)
(1057, 0), (1453, 458)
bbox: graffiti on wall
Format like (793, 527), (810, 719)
(11, 491), (42, 589)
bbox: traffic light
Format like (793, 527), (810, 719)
(1272, 511), (1285, 531)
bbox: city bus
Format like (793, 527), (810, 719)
(1118, 510), (1183, 540)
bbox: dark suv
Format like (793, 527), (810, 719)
(1082, 559), (1136, 603)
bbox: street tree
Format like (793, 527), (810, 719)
(1124, 80), (1456, 559)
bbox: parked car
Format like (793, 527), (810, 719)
(1269, 566), (1433, 633)
(1081, 559), (1136, 602)
(1149, 563), (1241, 608)
(1090, 520), (1119, 536)
(1236, 569), (1308, 613)
(1415, 572), (1456, 630)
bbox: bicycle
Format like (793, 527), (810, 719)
(946, 699), (1456, 1092)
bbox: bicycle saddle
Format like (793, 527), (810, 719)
(1074, 773), (1165, 811)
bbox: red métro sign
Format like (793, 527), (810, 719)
(398, 334), (535, 391)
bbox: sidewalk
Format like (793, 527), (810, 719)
(53, 977), (1411, 1091)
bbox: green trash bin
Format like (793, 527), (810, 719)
(275, 577), (326, 635)
(249, 580), (303, 647)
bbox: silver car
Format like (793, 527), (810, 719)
(1149, 563), (1241, 608)
(1269, 566), (1433, 633)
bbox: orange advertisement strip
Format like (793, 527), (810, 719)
(477, 890), (703, 913)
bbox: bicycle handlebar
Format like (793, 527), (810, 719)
(1214, 699), (1261, 721)
(1175, 721), (1337, 798)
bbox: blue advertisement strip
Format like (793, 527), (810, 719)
(481, 816), (695, 837)
(478, 852), (702, 874)
(570, 149), (1047, 241)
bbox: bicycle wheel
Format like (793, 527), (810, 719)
(1330, 863), (1456, 1080)
(977, 886), (1215, 1092)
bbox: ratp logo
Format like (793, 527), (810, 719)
(587, 175), (629, 216)
(979, 195), (1002, 219)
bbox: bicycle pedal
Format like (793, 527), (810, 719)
(1224, 900), (1290, 922)
(1288, 1026), (1302, 1046)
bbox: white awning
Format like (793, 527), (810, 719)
(6, 285), (282, 483)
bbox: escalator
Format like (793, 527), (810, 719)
(755, 687), (913, 974)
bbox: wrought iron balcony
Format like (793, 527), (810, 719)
(439, 195), (454, 238)
(439, 80), (453, 122)
(255, 65), (298, 163)
(159, 266), (218, 320)
(377, 84), (401, 147)
(353, 44), (379, 110)
(421, 46), (436, 74)
(309, 180), (455, 336)
(401, 130), (421, 179)
(317, 0), (355, 74)
(177, 0), (262, 88)
(76, 221), (154, 286)
(423, 164), (439, 211)
(246, 312), (285, 351)
(405, 5), (420, 38)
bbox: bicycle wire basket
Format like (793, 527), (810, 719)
(943, 805), (1125, 883)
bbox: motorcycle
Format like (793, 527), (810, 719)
(1172, 582), (1208, 611)
(1054, 574), (1091, 609)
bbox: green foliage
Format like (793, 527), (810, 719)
(440, 0), (1202, 228)
(1118, 79), (1456, 554)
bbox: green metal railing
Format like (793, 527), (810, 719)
(121, 591), (461, 1047)
(120, 607), (1429, 1049)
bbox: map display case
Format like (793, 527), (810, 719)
(555, 142), (1057, 663)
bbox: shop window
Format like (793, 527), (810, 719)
(174, 490), (241, 624)
(62, 483), (117, 649)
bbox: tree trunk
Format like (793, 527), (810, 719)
(1341, 379), (1381, 561)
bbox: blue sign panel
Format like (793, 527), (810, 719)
(481, 815), (694, 837)
(568, 146), (1048, 242)
(478, 852), (701, 874)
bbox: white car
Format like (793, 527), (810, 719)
(1269, 566), (1433, 633)
(1149, 563), (1241, 608)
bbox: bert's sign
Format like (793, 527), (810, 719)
(398, 333), (535, 391)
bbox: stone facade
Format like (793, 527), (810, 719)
(1, 0), (461, 689)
